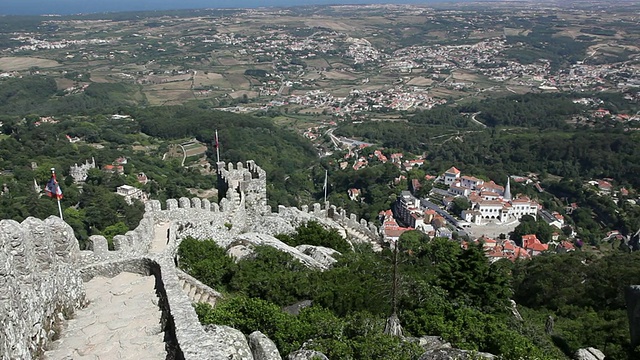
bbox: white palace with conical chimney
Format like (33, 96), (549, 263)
(440, 167), (540, 225)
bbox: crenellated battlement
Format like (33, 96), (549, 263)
(0, 160), (385, 359)
(216, 161), (269, 214)
(277, 201), (381, 250)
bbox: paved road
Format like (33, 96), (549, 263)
(470, 111), (487, 128)
(420, 198), (468, 237)
(45, 272), (166, 360)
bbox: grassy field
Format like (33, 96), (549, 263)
(305, 58), (331, 69)
(145, 90), (194, 106)
(303, 19), (356, 31)
(323, 70), (359, 81)
(0, 57), (60, 71)
(224, 74), (251, 90)
(182, 142), (208, 157)
(54, 78), (77, 90)
(406, 76), (435, 86)
(193, 72), (224, 88)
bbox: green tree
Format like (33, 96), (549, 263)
(177, 238), (237, 289)
(450, 197), (471, 216)
(276, 221), (351, 253)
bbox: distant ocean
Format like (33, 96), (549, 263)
(1, 0), (434, 16)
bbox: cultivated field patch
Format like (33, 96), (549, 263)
(229, 90), (259, 99)
(54, 78), (77, 90)
(224, 74), (251, 90)
(0, 57), (60, 71)
(145, 90), (193, 105)
(305, 58), (331, 69)
(303, 19), (355, 31)
(407, 76), (434, 86)
(323, 70), (358, 80)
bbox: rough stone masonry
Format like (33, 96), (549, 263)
(0, 160), (383, 359)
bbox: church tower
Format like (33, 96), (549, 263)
(504, 177), (512, 201)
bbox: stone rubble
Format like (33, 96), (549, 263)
(418, 348), (496, 360)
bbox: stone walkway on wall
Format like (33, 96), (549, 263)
(150, 222), (171, 254)
(44, 272), (166, 360)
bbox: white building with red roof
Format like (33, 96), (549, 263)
(460, 175), (484, 190)
(479, 181), (504, 196)
(522, 234), (548, 256)
(443, 166), (461, 186)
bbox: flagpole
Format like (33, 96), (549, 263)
(215, 129), (220, 163)
(50, 168), (64, 220)
(324, 169), (328, 203)
(57, 198), (64, 220)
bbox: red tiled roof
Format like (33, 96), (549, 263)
(560, 241), (575, 250)
(445, 166), (461, 175)
(527, 243), (548, 252)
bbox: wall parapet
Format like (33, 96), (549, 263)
(0, 217), (85, 359)
(284, 201), (380, 244)
(1, 159), (386, 359)
(175, 268), (223, 307)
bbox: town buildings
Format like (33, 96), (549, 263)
(116, 185), (148, 205)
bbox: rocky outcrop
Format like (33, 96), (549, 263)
(296, 245), (340, 268)
(227, 243), (255, 262)
(234, 233), (328, 270)
(287, 350), (329, 360)
(626, 228), (640, 251)
(410, 335), (452, 351)
(574, 347), (605, 360)
(283, 300), (313, 316)
(418, 348), (496, 360)
(249, 331), (282, 360)
(383, 313), (404, 337)
(204, 324), (253, 360)
(510, 299), (523, 322)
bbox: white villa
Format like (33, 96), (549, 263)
(443, 166), (461, 186)
(116, 185), (148, 205)
(438, 167), (539, 224)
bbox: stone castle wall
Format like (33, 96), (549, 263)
(0, 217), (85, 360)
(0, 160), (383, 359)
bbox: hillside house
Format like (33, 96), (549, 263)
(443, 166), (461, 186)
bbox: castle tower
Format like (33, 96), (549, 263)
(504, 177), (512, 201)
(216, 161), (268, 213)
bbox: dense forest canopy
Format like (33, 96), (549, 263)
(0, 76), (143, 116)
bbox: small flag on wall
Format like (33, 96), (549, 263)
(45, 169), (63, 200)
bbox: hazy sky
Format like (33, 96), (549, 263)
(1, 0), (434, 15)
